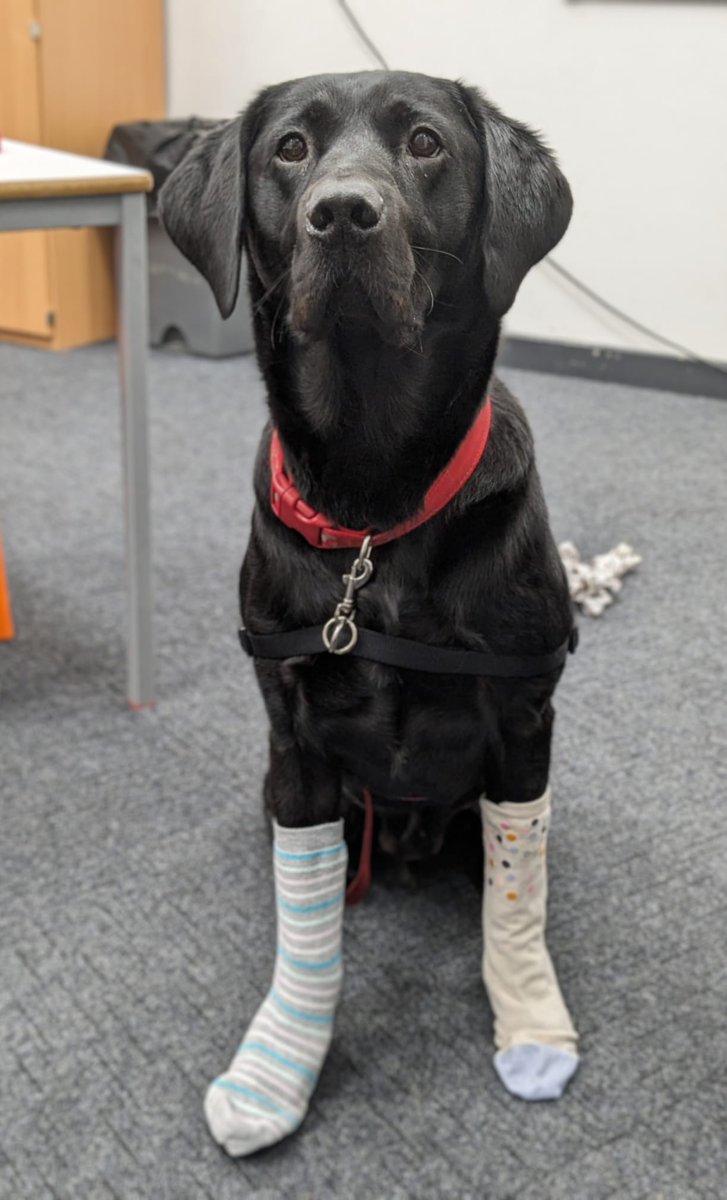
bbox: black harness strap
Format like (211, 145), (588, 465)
(238, 623), (578, 679)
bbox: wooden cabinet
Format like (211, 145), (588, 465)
(0, 0), (165, 349)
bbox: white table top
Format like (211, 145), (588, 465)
(0, 139), (152, 200)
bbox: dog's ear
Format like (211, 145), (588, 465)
(458, 85), (573, 318)
(158, 117), (246, 318)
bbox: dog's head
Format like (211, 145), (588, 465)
(160, 71), (572, 348)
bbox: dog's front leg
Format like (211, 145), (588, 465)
(480, 697), (579, 1101)
(205, 723), (346, 1157)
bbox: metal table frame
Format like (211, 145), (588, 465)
(0, 190), (155, 707)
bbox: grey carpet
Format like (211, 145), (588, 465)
(1, 341), (725, 1200)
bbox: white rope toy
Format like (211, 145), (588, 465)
(559, 541), (642, 617)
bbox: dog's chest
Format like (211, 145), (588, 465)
(285, 561), (488, 802)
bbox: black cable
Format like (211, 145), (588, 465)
(543, 259), (727, 380)
(335, 0), (726, 382)
(336, 0), (390, 70)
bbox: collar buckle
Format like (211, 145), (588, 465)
(271, 472), (328, 546)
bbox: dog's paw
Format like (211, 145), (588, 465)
(204, 1078), (299, 1157)
(493, 1043), (579, 1101)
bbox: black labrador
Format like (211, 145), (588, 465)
(159, 69), (574, 871)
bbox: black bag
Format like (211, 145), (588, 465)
(104, 118), (222, 213)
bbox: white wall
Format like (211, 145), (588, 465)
(166, 0), (727, 361)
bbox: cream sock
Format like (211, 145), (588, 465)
(204, 819), (347, 1155)
(481, 789), (579, 1100)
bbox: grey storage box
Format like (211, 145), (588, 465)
(105, 118), (254, 357)
(148, 218), (254, 357)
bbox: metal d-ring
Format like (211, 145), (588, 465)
(322, 612), (360, 654)
(322, 535), (374, 655)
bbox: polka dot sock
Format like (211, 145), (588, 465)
(204, 819), (347, 1156)
(481, 789), (579, 1101)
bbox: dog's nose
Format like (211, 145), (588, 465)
(305, 181), (384, 239)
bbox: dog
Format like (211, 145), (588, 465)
(160, 70), (579, 1155)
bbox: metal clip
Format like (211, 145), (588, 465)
(322, 535), (374, 654)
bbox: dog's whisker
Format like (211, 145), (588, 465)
(255, 274), (290, 317)
(270, 290), (287, 348)
(411, 244), (464, 267)
(415, 269), (436, 318)
(405, 334), (427, 359)
(254, 264), (292, 315)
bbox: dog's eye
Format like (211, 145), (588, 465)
(277, 134), (308, 163)
(409, 129), (441, 158)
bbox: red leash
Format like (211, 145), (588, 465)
(345, 788), (375, 905)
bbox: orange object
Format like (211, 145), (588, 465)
(0, 533), (15, 640)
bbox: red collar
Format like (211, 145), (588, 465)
(270, 396), (493, 550)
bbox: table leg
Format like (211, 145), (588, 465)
(117, 192), (155, 707)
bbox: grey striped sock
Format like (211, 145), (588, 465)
(204, 819), (347, 1156)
